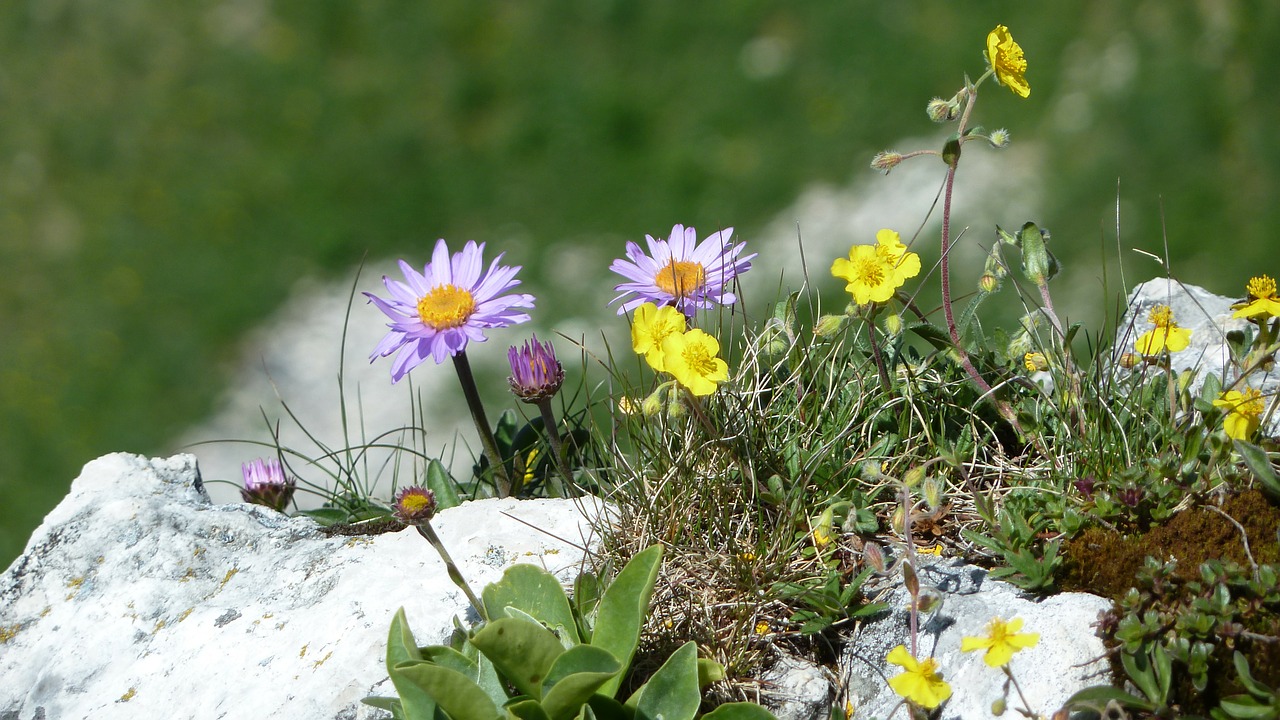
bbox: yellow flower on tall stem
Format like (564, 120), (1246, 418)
(661, 328), (729, 397)
(1214, 388), (1267, 440)
(960, 616), (1040, 668)
(886, 645), (952, 709)
(631, 302), (687, 372)
(831, 229), (921, 305)
(986, 25), (1030, 98)
(1134, 304), (1192, 355)
(1232, 275), (1280, 321)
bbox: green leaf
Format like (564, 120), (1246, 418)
(1217, 696), (1280, 720)
(541, 646), (623, 720)
(1234, 650), (1277, 698)
(505, 699), (553, 720)
(1060, 685), (1156, 713)
(701, 703), (780, 720)
(422, 645), (479, 676)
(394, 662), (502, 720)
(483, 564), (580, 645)
(573, 571), (603, 642)
(296, 507), (351, 526)
(591, 545), (663, 697)
(1122, 650), (1164, 705)
(386, 609), (437, 720)
(426, 459), (461, 510)
(632, 641), (700, 720)
(1235, 440), (1280, 499)
(697, 658), (726, 689)
(471, 617), (566, 700)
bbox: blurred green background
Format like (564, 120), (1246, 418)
(3, 1), (1278, 568)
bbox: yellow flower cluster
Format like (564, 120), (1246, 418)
(630, 302), (729, 396)
(831, 229), (922, 306)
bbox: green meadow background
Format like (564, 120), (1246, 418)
(3, 1), (1278, 568)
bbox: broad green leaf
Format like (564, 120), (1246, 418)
(1217, 696), (1280, 720)
(585, 695), (631, 720)
(472, 617), (566, 700)
(634, 641), (700, 720)
(426, 459), (461, 510)
(696, 658), (725, 689)
(394, 662), (501, 720)
(592, 545), (663, 697)
(484, 564), (580, 645)
(541, 646), (622, 720)
(386, 609), (436, 720)
(1235, 440), (1280, 499)
(701, 703), (780, 720)
(422, 645), (479, 676)
(505, 699), (553, 720)
(1059, 685), (1155, 713)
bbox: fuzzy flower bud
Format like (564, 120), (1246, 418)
(978, 273), (1001, 294)
(870, 150), (904, 175)
(926, 97), (958, 123)
(641, 387), (666, 416)
(240, 458), (296, 513)
(987, 128), (1011, 149)
(882, 313), (903, 336)
(1023, 352), (1049, 372)
(814, 313), (849, 337)
(1118, 352), (1141, 370)
(863, 541), (887, 573)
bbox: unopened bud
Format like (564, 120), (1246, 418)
(979, 273), (1001, 294)
(1024, 352), (1049, 372)
(926, 97), (958, 123)
(988, 128), (1011, 149)
(870, 150), (904, 175)
(882, 313), (903, 336)
(891, 506), (906, 534)
(902, 465), (927, 488)
(642, 387), (665, 416)
(863, 541), (886, 573)
(666, 397), (687, 419)
(1119, 352), (1141, 370)
(814, 313), (848, 337)
(922, 477), (943, 509)
(991, 698), (1007, 716)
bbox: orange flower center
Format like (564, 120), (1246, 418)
(655, 260), (706, 299)
(417, 285), (476, 329)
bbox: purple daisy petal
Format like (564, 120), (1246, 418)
(367, 240), (536, 382)
(608, 224), (756, 317)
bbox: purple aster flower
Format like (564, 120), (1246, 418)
(392, 485), (438, 525)
(240, 458), (296, 513)
(609, 224), (756, 317)
(508, 334), (565, 403)
(366, 239), (535, 382)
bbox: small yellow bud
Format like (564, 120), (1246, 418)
(1024, 352), (1049, 372)
(922, 477), (943, 509)
(891, 506), (906, 534)
(754, 620), (770, 635)
(666, 398), (687, 419)
(642, 388), (665, 416)
(1119, 352), (1141, 370)
(902, 465), (927, 488)
(991, 698), (1007, 716)
(870, 150), (904, 174)
(979, 273), (1001, 294)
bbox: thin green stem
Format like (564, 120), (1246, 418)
(535, 397), (577, 490)
(414, 521), (488, 621)
(452, 351), (513, 497)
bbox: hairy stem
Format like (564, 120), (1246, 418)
(453, 351), (513, 497)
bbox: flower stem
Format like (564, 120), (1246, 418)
(535, 398), (577, 490)
(452, 351), (513, 497)
(414, 521), (487, 622)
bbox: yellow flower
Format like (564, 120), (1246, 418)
(886, 645), (952, 709)
(1023, 352), (1048, 372)
(986, 25), (1030, 98)
(1214, 388), (1266, 440)
(754, 621), (770, 635)
(661, 328), (729, 396)
(1135, 304), (1192, 355)
(960, 617), (1040, 668)
(631, 302), (686, 372)
(1232, 275), (1280, 321)
(831, 229), (921, 305)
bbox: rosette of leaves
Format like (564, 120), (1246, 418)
(365, 545), (776, 720)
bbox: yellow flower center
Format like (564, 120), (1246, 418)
(417, 285), (476, 329)
(1240, 388), (1266, 417)
(1147, 304), (1175, 328)
(854, 255), (887, 286)
(680, 341), (719, 377)
(400, 493), (432, 513)
(918, 657), (942, 679)
(655, 260), (707, 299)
(1248, 275), (1278, 300)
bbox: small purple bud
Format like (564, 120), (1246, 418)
(240, 458), (296, 513)
(392, 486), (438, 525)
(507, 334), (565, 403)
(1073, 475), (1097, 499)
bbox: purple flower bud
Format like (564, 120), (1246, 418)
(240, 458), (296, 513)
(1073, 475), (1097, 499)
(392, 485), (438, 525)
(507, 334), (565, 403)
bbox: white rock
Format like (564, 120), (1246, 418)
(840, 558), (1112, 720)
(0, 453), (606, 720)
